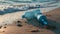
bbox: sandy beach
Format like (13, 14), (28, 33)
(0, 0), (59, 34)
(0, 7), (59, 34)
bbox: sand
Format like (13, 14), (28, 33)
(0, 19), (55, 34)
(43, 7), (60, 34)
(43, 7), (60, 22)
(0, 7), (60, 34)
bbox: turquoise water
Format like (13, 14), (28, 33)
(0, 0), (60, 7)
(0, 0), (59, 3)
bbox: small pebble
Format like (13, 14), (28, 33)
(46, 14), (51, 17)
(31, 30), (40, 32)
(17, 21), (22, 23)
(17, 24), (23, 27)
(5, 24), (7, 25)
(3, 31), (5, 32)
(4, 27), (7, 28)
(0, 26), (2, 29)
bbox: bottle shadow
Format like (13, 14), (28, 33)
(26, 19), (60, 34)
(47, 19), (60, 34)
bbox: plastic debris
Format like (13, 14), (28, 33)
(22, 9), (48, 26)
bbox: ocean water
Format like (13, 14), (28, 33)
(0, 0), (60, 26)
(0, 0), (59, 4)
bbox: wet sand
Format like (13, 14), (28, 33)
(0, 19), (55, 34)
(43, 7), (60, 34)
